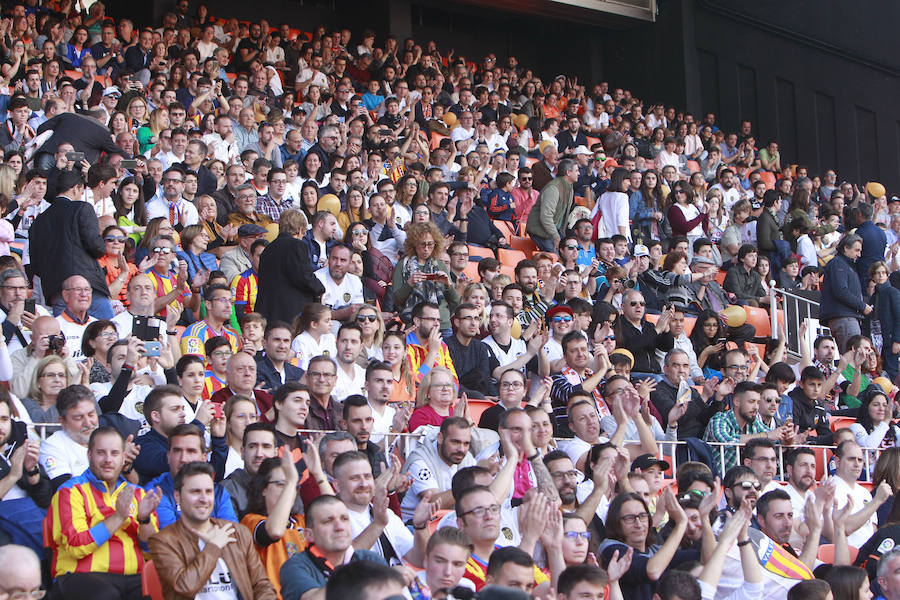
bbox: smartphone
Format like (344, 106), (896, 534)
(120, 159), (139, 169)
(132, 316), (157, 341)
(24, 298), (35, 314)
(213, 403), (224, 420)
(717, 338), (727, 346)
(65, 151), (85, 163)
(422, 272), (442, 280)
(142, 341), (161, 357)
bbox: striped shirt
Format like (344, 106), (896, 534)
(46, 469), (158, 577)
(203, 371), (227, 400)
(405, 331), (457, 384)
(231, 269), (259, 314)
(180, 319), (241, 357)
(146, 269), (190, 318)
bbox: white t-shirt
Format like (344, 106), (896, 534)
(57, 314), (97, 361)
(833, 476), (876, 548)
(369, 401), (395, 446)
(401, 442), (460, 522)
(291, 331), (337, 371)
(224, 446), (243, 479)
(437, 504), (521, 548)
(314, 268), (364, 335)
(195, 540), (239, 600)
(89, 382), (154, 434)
(347, 504), (413, 565)
(595, 191), (630, 241)
(332, 363), (366, 402)
(710, 183), (743, 212)
(483, 336), (527, 374)
(39, 430), (88, 480)
(542, 337), (564, 365)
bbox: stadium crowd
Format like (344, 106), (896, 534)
(1, 2), (900, 600)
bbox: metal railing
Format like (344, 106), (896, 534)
(769, 284), (826, 359)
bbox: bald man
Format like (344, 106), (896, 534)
(0, 544), (41, 600)
(10, 315), (79, 399)
(210, 351), (274, 420)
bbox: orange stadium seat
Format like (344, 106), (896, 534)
(743, 306), (771, 338)
(463, 261), (480, 281)
(509, 236), (538, 257)
(759, 171), (777, 190)
(499, 265), (516, 280)
(493, 220), (517, 239)
(428, 509), (451, 534)
(715, 270), (727, 285)
(498, 248), (528, 266)
(141, 561), (165, 600)
(430, 132), (448, 150)
(687, 160), (700, 174)
(466, 399), (496, 424)
(683, 316), (697, 336)
(468, 246), (495, 260)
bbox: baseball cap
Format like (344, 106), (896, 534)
(633, 244), (649, 257)
(237, 224), (267, 237)
(572, 145), (592, 156)
(603, 158), (620, 169)
(103, 86), (121, 98)
(545, 305), (574, 323)
(631, 454), (670, 472)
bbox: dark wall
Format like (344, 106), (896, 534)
(687, 0), (900, 189)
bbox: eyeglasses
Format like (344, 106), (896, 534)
(357, 315), (377, 323)
(308, 371), (336, 379)
(40, 372), (67, 379)
(460, 504), (501, 519)
(1, 285), (27, 291)
(98, 331), (118, 339)
(674, 189), (687, 194)
(519, 177), (532, 181)
(5, 590), (45, 600)
(619, 512), (650, 525)
(552, 315), (573, 323)
(210, 351), (233, 359)
(430, 383), (454, 391)
(164, 177), (184, 184)
(726, 364), (749, 371)
(417, 241), (436, 248)
(629, 301), (646, 307)
(500, 381), (524, 390)
(352, 229), (368, 236)
(564, 531), (591, 541)
(733, 481), (762, 491)
(153, 247), (173, 254)
(104, 236), (126, 243)
(764, 397), (781, 404)
(564, 245), (578, 250)
(64, 287), (92, 294)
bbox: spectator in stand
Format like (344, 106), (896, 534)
(47, 426), (161, 600)
(821, 233), (872, 352)
(526, 158), (577, 252)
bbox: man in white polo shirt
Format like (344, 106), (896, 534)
(55, 275), (97, 361)
(315, 243), (364, 335)
(39, 386), (99, 483)
(833, 439), (892, 548)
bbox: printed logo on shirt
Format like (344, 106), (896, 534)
(416, 467), (433, 482)
(184, 337), (202, 356)
(343, 292), (351, 303)
(501, 527), (514, 541)
(135, 401), (144, 415)
(878, 538), (895, 554)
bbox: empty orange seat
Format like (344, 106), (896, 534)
(493, 220), (516, 239)
(644, 313), (660, 325)
(498, 248), (528, 266)
(715, 270), (727, 285)
(430, 132), (448, 150)
(687, 160), (700, 174)
(466, 399), (496, 424)
(509, 236), (538, 256)
(141, 561), (164, 600)
(463, 261), (480, 281)
(468, 246), (495, 260)
(525, 157), (538, 168)
(586, 136), (601, 149)
(829, 416), (857, 432)
(759, 171), (777, 190)
(499, 265), (516, 280)
(743, 306), (771, 337)
(683, 316), (697, 336)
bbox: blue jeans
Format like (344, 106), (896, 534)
(529, 233), (557, 253)
(51, 292), (114, 320)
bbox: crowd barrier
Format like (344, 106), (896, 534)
(771, 285), (827, 359)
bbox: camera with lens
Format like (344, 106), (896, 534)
(46, 335), (65, 355)
(614, 278), (636, 289)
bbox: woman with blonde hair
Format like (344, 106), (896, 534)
(461, 282), (490, 337)
(137, 107), (170, 155)
(705, 188), (729, 244)
(382, 330), (415, 405)
(408, 366), (459, 431)
(125, 95), (150, 132)
(393, 221), (459, 332)
(0, 164), (18, 215)
(353, 304), (385, 364)
(20, 355), (75, 429)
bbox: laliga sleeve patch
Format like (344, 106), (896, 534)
(878, 538), (895, 554)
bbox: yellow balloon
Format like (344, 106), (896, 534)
(513, 113), (529, 130)
(317, 194), (341, 216)
(720, 305), (747, 328)
(442, 112), (457, 127)
(874, 376), (895, 394)
(510, 319), (522, 339)
(867, 182), (886, 199)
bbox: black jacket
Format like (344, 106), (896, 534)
(651, 378), (724, 440)
(0, 421), (53, 508)
(36, 112), (124, 163)
(255, 354), (304, 393)
(255, 234), (325, 325)
(617, 318), (674, 374)
(29, 196), (109, 301)
(787, 387), (832, 444)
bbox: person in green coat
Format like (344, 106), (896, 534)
(526, 158), (578, 252)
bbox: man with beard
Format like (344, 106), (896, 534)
(148, 461), (276, 600)
(0, 394), (51, 509)
(543, 450), (613, 539)
(255, 321), (304, 393)
(340, 395), (386, 478)
(47, 427), (162, 600)
(755, 489), (821, 570)
(401, 416), (475, 521)
(144, 424), (237, 528)
(783, 447), (828, 548)
(710, 167), (743, 211)
(705, 382), (792, 471)
(444, 303), (498, 398)
(332, 451), (434, 566)
(482, 302), (547, 386)
(406, 302), (458, 383)
(224, 422), (279, 516)
(514, 260), (549, 328)
(714, 465), (760, 533)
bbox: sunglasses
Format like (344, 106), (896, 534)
(153, 247), (173, 254)
(356, 315), (377, 323)
(629, 300), (646, 307)
(552, 315), (573, 323)
(564, 245), (578, 250)
(733, 481), (762, 491)
(104, 236), (126, 243)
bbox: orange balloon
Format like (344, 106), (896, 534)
(442, 112), (457, 127)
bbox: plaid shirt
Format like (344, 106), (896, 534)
(704, 410), (771, 470)
(255, 194), (295, 221)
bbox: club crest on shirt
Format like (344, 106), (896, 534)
(343, 293), (351, 303)
(135, 401), (144, 415)
(501, 527), (514, 541)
